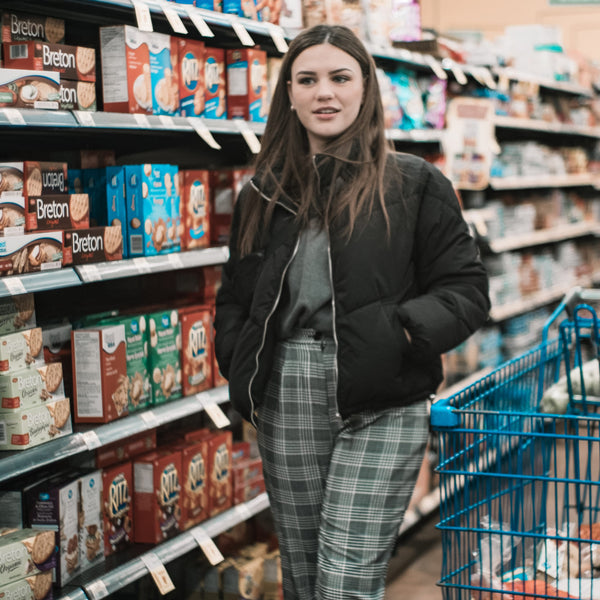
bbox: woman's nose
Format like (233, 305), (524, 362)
(315, 80), (334, 99)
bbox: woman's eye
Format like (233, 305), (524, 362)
(298, 77), (315, 85)
(332, 75), (350, 83)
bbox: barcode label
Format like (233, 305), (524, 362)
(0, 422), (6, 445)
(10, 44), (28, 59)
(130, 235), (143, 254)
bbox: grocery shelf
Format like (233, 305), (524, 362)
(386, 128), (445, 143)
(0, 268), (82, 297)
(489, 173), (596, 190)
(494, 67), (594, 97)
(494, 115), (600, 139)
(0, 385), (229, 484)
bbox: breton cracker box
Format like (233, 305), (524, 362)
(180, 169), (210, 250)
(0, 231), (64, 275)
(26, 193), (90, 232)
(59, 79), (97, 111)
(0, 161), (68, 200)
(149, 30), (179, 116)
(71, 324), (128, 423)
(101, 461), (134, 556)
(226, 48), (268, 122)
(133, 449), (183, 544)
(0, 527), (56, 587)
(0, 292), (36, 334)
(3, 41), (96, 82)
(0, 68), (60, 110)
(42, 320), (73, 398)
(2, 11), (65, 44)
(147, 309), (182, 405)
(176, 37), (205, 117)
(0, 395), (72, 450)
(95, 428), (156, 468)
(76, 470), (104, 571)
(26, 474), (81, 587)
(0, 362), (64, 411)
(0, 571), (53, 600)
(0, 194), (26, 235)
(62, 225), (123, 265)
(179, 305), (213, 397)
(0, 326), (44, 373)
(203, 46), (227, 119)
(99, 25), (152, 115)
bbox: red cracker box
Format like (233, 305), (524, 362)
(176, 37), (205, 117)
(26, 193), (90, 232)
(203, 46), (227, 119)
(96, 428), (157, 468)
(2, 11), (65, 44)
(3, 41), (96, 82)
(102, 461), (134, 556)
(133, 449), (183, 544)
(226, 48), (267, 122)
(179, 305), (213, 397)
(232, 441), (251, 463)
(62, 225), (123, 265)
(180, 169), (210, 250)
(72, 324), (128, 423)
(233, 476), (265, 505)
(232, 457), (263, 490)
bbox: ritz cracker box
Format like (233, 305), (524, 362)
(203, 46), (226, 119)
(176, 37), (205, 117)
(226, 48), (268, 122)
(180, 169), (210, 250)
(102, 461), (134, 556)
(179, 304), (213, 397)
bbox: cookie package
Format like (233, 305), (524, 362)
(0, 68), (60, 110)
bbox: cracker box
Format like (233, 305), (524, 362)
(0, 362), (64, 412)
(226, 48), (267, 122)
(101, 461), (134, 556)
(77, 470), (104, 571)
(96, 429), (156, 468)
(174, 438), (210, 529)
(3, 41), (96, 82)
(42, 320), (72, 397)
(0, 68), (60, 109)
(180, 305), (213, 396)
(0, 231), (63, 275)
(210, 168), (253, 245)
(148, 30), (179, 116)
(0, 194), (26, 235)
(203, 46), (227, 119)
(169, 164), (182, 253)
(59, 79), (97, 111)
(180, 169), (210, 250)
(26, 193), (90, 232)
(72, 324), (128, 423)
(147, 309), (182, 405)
(0, 571), (53, 600)
(133, 449), (182, 544)
(62, 225), (123, 265)
(0, 528), (56, 587)
(0, 161), (68, 199)
(100, 25), (152, 114)
(2, 11), (65, 44)
(26, 474), (81, 587)
(176, 37), (205, 117)
(204, 430), (232, 517)
(0, 292), (36, 334)
(233, 473), (265, 505)
(0, 326), (44, 373)
(0, 395), (72, 450)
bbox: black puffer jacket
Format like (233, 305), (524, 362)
(214, 152), (490, 422)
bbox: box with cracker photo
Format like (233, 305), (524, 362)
(26, 193), (90, 232)
(0, 68), (60, 110)
(0, 194), (25, 236)
(179, 305), (213, 397)
(101, 461), (134, 556)
(59, 79), (97, 111)
(62, 225), (123, 265)
(95, 429), (156, 469)
(203, 46), (227, 119)
(0, 231), (63, 275)
(180, 169), (210, 250)
(175, 37), (205, 117)
(0, 361), (64, 412)
(76, 470), (104, 572)
(42, 320), (72, 397)
(0, 528), (56, 587)
(0, 161), (68, 200)
(2, 11), (65, 44)
(0, 292), (36, 335)
(226, 47), (268, 122)
(0, 326), (44, 373)
(0, 395), (72, 450)
(149, 30), (179, 116)
(0, 571), (53, 600)
(72, 323), (128, 423)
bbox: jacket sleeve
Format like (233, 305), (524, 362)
(397, 161), (490, 358)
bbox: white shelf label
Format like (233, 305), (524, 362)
(159, 0), (188, 34)
(80, 430), (102, 451)
(234, 120), (261, 154)
(235, 503), (252, 521)
(231, 21), (254, 46)
(75, 110), (95, 127)
(131, 0), (153, 31)
(448, 61), (468, 85)
(86, 579), (109, 600)
(80, 264), (102, 282)
(186, 7), (214, 37)
(133, 257), (152, 274)
(191, 528), (225, 565)
(140, 410), (160, 428)
(187, 117), (222, 150)
(424, 54), (447, 80)
(159, 114), (176, 128)
(2, 108), (26, 125)
(134, 113), (152, 128)
(3, 277), (27, 295)
(141, 553), (175, 595)
(167, 253), (184, 269)
(200, 395), (230, 429)
(266, 23), (289, 53)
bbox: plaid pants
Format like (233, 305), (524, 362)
(256, 330), (429, 600)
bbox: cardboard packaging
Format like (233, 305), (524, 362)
(180, 169), (210, 250)
(0, 231), (63, 276)
(95, 429), (156, 469)
(0, 68), (60, 109)
(42, 320), (73, 397)
(226, 48), (267, 122)
(0, 326), (44, 373)
(59, 79), (97, 111)
(0, 194), (25, 235)
(62, 225), (123, 265)
(0, 572), (53, 600)
(72, 324), (128, 423)
(149, 30), (178, 116)
(203, 46), (227, 119)
(26, 193), (90, 232)
(176, 438), (210, 529)
(77, 470), (104, 571)
(0, 362), (64, 411)
(133, 449), (183, 544)
(0, 161), (68, 200)
(0, 292), (36, 334)
(176, 37), (205, 117)
(0, 528), (56, 587)
(101, 461), (134, 556)
(180, 305), (213, 397)
(1, 11), (65, 44)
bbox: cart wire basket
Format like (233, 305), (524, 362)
(430, 287), (600, 600)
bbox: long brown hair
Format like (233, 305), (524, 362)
(238, 24), (395, 256)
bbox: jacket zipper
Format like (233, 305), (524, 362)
(326, 231), (341, 418)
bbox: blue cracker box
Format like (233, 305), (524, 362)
(168, 164), (181, 253)
(176, 37), (205, 118)
(148, 30), (178, 116)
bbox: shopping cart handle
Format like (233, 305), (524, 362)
(430, 397), (459, 428)
(543, 287), (600, 341)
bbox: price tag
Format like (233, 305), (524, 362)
(479, 66), (497, 90)
(131, 0), (153, 32)
(159, 114), (176, 128)
(134, 113), (152, 128)
(266, 23), (289, 53)
(140, 410), (160, 429)
(167, 253), (184, 269)
(74, 110), (95, 126)
(159, 0), (188, 34)
(3, 277), (27, 295)
(2, 108), (26, 125)
(191, 528), (225, 565)
(231, 21), (254, 47)
(187, 117), (222, 150)
(448, 61), (468, 85)
(233, 120), (261, 154)
(424, 54), (447, 80)
(133, 257), (152, 274)
(141, 553), (175, 595)
(186, 7), (214, 37)
(236, 503), (252, 521)
(80, 430), (102, 451)
(85, 579), (109, 600)
(80, 264), (102, 282)
(200, 396), (230, 428)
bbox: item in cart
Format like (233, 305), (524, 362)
(0, 326), (44, 373)
(0, 292), (35, 334)
(226, 48), (267, 122)
(0, 161), (68, 199)
(0, 195), (25, 235)
(203, 47), (227, 119)
(0, 395), (71, 450)
(180, 305), (213, 396)
(0, 68), (60, 109)
(2, 11), (65, 44)
(71, 324), (128, 423)
(26, 193), (90, 231)
(133, 449), (182, 543)
(59, 79), (97, 111)
(149, 31), (179, 116)
(176, 38), (205, 117)
(101, 461), (133, 556)
(0, 231), (63, 275)
(3, 41), (96, 82)
(0, 528), (56, 587)
(62, 225), (123, 265)
(77, 470), (104, 570)
(180, 169), (210, 250)
(0, 362), (64, 411)
(0, 571), (53, 600)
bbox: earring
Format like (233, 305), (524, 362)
(290, 105), (295, 111)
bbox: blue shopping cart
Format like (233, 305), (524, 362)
(431, 287), (600, 600)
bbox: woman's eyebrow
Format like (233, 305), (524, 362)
(294, 67), (354, 76)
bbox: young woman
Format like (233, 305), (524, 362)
(214, 24), (490, 599)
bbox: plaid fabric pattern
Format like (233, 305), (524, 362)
(257, 330), (429, 600)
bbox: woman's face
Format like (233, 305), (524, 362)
(288, 43), (364, 154)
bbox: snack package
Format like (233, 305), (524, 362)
(0, 231), (63, 275)
(59, 79), (97, 111)
(0, 528), (56, 587)
(0, 362), (64, 411)
(0, 326), (44, 373)
(77, 470), (104, 571)
(62, 225), (123, 265)
(176, 38), (205, 117)
(203, 47), (227, 119)
(179, 305), (213, 396)
(148, 30), (179, 116)
(26, 193), (90, 231)
(226, 48), (268, 122)
(2, 11), (65, 44)
(101, 461), (134, 556)
(0, 68), (60, 110)
(0, 292), (36, 334)
(180, 169), (210, 250)
(0, 161), (68, 200)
